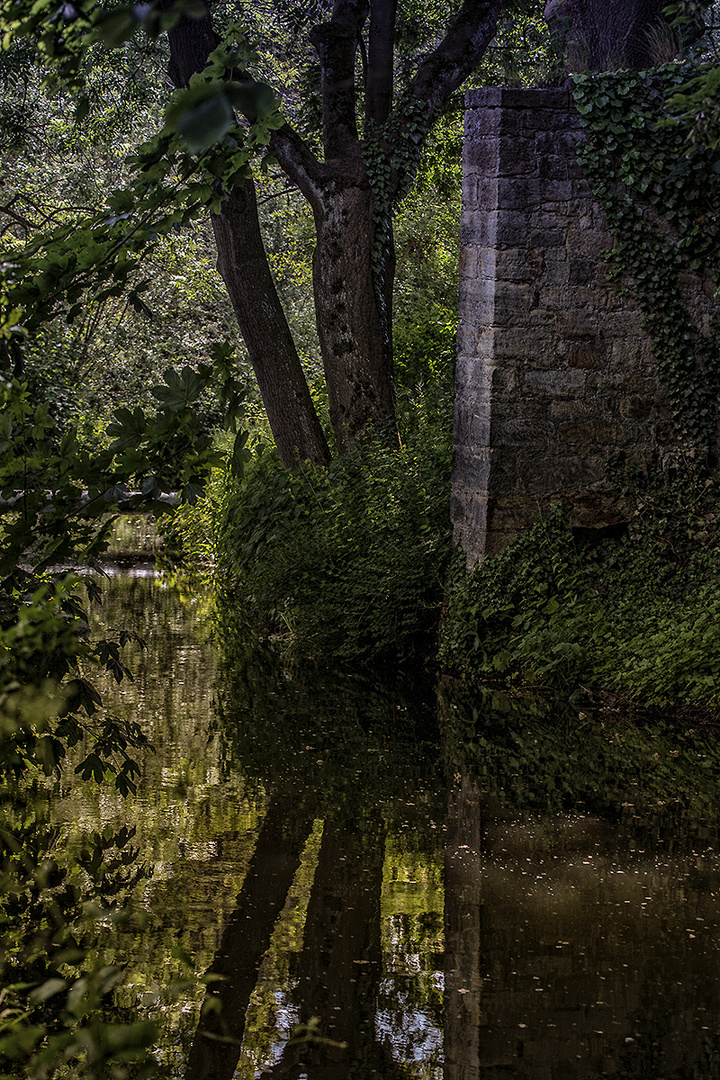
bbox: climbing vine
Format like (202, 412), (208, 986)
(361, 96), (431, 320)
(573, 65), (720, 453)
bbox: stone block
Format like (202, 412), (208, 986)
(458, 246), (479, 280)
(475, 178), (499, 212)
(549, 400), (594, 420)
(523, 369), (586, 396)
(567, 342), (605, 370)
(491, 417), (556, 445)
(498, 138), (538, 177)
(522, 108), (573, 131)
(538, 155), (570, 181)
(465, 88), (506, 110)
(539, 180), (574, 203)
(456, 306), (493, 352)
(528, 228), (567, 250)
(494, 281), (538, 322)
(465, 138), (501, 175)
(461, 174), (478, 209)
(535, 130), (582, 157)
(487, 496), (541, 531)
(569, 258), (600, 286)
(464, 108), (504, 139)
(619, 395), (656, 420)
(477, 246), (497, 280)
(558, 421), (630, 446)
(496, 177), (541, 211)
(494, 248), (543, 284)
(494, 212), (531, 246)
(459, 209), (492, 246)
(454, 354), (494, 391)
(454, 402), (491, 445)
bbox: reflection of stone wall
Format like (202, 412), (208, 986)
(451, 88), (674, 564)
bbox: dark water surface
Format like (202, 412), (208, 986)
(50, 571), (720, 1079)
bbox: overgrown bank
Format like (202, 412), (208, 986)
(441, 472), (720, 715)
(173, 384), (455, 664)
(174, 440), (720, 715)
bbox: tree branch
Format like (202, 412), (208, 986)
(309, 0), (369, 159)
(269, 123), (332, 208)
(403, 0), (502, 125)
(366, 0), (397, 127)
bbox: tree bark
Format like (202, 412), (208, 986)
(211, 185), (331, 467)
(312, 180), (397, 451)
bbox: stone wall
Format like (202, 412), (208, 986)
(451, 87), (675, 565)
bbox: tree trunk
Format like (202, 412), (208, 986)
(312, 181), (398, 452)
(547, 0), (671, 70)
(165, 9), (331, 469)
(211, 184), (331, 467)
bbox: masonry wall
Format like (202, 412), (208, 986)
(451, 87), (675, 565)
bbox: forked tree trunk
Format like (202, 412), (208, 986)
(164, 0), (504, 464)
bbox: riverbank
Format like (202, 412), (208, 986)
(440, 472), (720, 718)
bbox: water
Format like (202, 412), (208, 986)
(40, 572), (720, 1078)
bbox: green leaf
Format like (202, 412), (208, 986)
(174, 92), (234, 154)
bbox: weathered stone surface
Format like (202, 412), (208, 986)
(451, 86), (693, 567)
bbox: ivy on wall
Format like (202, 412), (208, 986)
(573, 65), (720, 454)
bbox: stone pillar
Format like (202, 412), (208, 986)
(451, 87), (672, 565)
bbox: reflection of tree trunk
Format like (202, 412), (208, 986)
(262, 815), (404, 1080)
(444, 778), (482, 1080)
(184, 796), (315, 1080)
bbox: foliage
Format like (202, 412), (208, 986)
(440, 677), (720, 824)
(440, 476), (720, 711)
(176, 393), (454, 663)
(573, 65), (720, 451)
(0, 814), (162, 1079)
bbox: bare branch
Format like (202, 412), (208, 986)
(309, 0), (369, 158)
(366, 0), (397, 127)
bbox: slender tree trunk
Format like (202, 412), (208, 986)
(312, 181), (398, 452)
(211, 185), (331, 467)
(165, 10), (331, 468)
